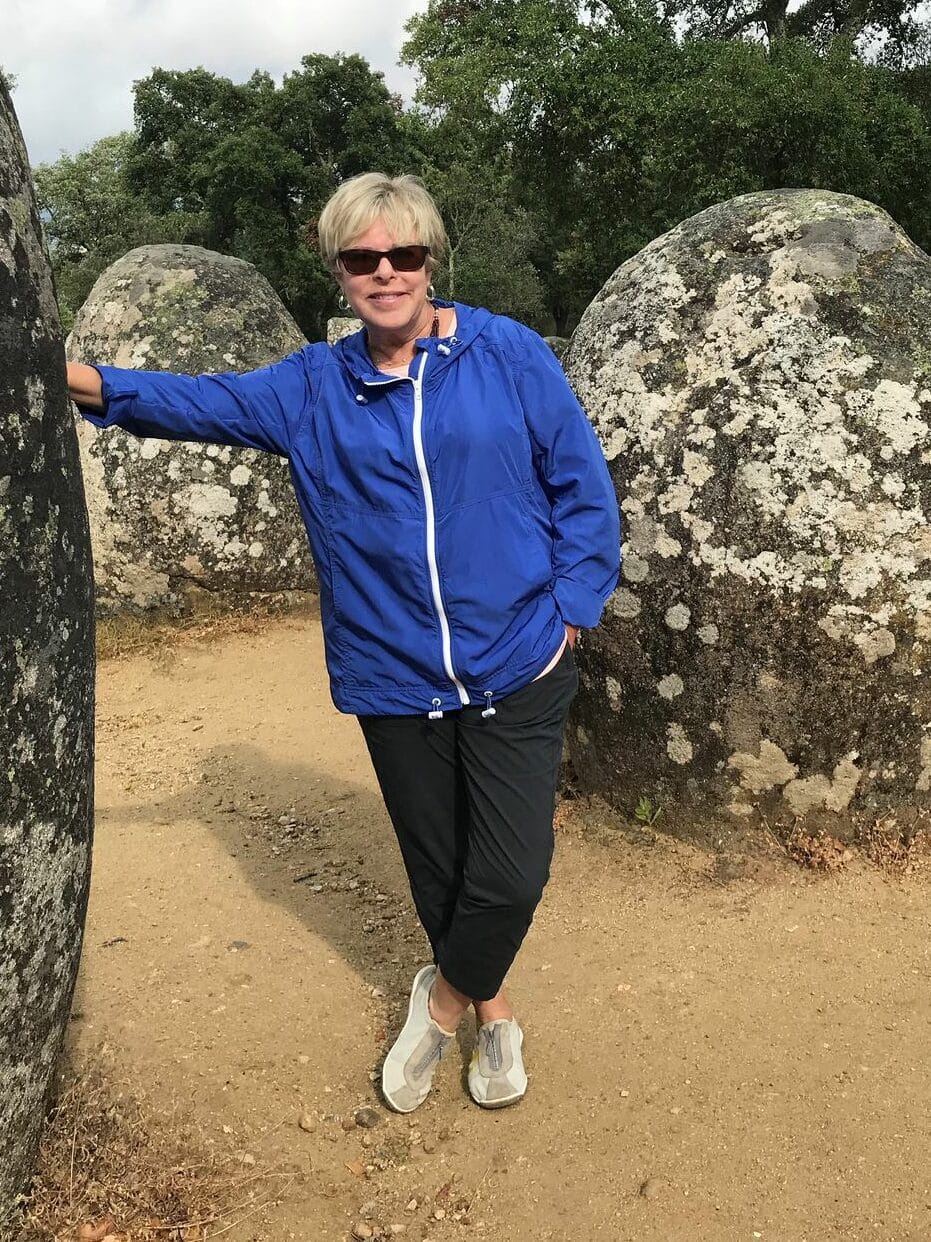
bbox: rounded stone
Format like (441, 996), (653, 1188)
(0, 83), (95, 1223)
(567, 189), (931, 840)
(67, 244), (315, 614)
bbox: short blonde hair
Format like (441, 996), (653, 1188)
(317, 172), (448, 273)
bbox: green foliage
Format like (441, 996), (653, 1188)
(634, 795), (662, 825)
(404, 0), (931, 327)
(33, 133), (203, 330)
(30, 6), (931, 338)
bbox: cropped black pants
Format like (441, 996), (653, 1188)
(358, 643), (578, 1001)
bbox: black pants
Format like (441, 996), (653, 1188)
(358, 644), (578, 1001)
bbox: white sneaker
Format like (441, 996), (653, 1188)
(381, 965), (454, 1113)
(468, 1017), (528, 1108)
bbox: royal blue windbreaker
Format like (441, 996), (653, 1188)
(81, 301), (620, 716)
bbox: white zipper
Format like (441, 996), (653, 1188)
(410, 353), (470, 706)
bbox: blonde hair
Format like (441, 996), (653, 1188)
(317, 172), (448, 273)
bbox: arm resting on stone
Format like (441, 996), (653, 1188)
(65, 348), (318, 457)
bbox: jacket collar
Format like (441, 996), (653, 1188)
(333, 301), (494, 387)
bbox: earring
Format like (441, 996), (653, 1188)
(338, 294), (350, 312)
(427, 284), (436, 302)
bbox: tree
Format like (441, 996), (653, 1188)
(127, 56), (414, 338)
(404, 0), (931, 330)
(33, 133), (202, 330)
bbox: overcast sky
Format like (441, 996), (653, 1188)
(5, 0), (428, 167)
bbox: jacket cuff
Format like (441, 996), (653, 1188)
(553, 578), (610, 628)
(76, 366), (139, 427)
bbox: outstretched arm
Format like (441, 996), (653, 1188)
(66, 348), (319, 457)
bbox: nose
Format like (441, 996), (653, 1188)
(374, 255), (395, 279)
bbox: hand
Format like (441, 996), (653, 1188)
(565, 624), (579, 648)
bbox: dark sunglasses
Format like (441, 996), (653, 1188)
(338, 245), (430, 276)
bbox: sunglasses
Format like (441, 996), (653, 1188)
(338, 245), (430, 276)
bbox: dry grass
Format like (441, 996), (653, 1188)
(14, 1059), (296, 1242)
(95, 593), (316, 662)
(861, 813), (930, 876)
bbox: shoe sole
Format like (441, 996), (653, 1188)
(469, 1027), (527, 1109)
(381, 965), (437, 1114)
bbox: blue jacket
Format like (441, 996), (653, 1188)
(82, 301), (620, 716)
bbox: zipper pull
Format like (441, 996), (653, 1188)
(481, 692), (496, 718)
(428, 697), (444, 720)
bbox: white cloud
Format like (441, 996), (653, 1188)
(5, 0), (427, 165)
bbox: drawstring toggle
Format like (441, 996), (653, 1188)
(428, 697), (444, 720)
(482, 691), (496, 718)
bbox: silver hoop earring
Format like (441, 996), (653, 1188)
(338, 294), (350, 312)
(427, 284), (436, 302)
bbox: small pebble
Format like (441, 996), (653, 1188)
(639, 1176), (666, 1200)
(421, 1137), (436, 1154)
(352, 1224), (373, 1240)
(361, 1133), (373, 1148)
(405, 1198), (418, 1212)
(240, 1153), (256, 1166)
(355, 1106), (381, 1128)
(298, 1054), (310, 1065)
(433, 1208), (446, 1220)
(342, 1116), (358, 1131)
(298, 1113), (316, 1132)
(389, 1227), (407, 1237)
(359, 1200), (378, 1217)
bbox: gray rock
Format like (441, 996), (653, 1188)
(67, 245), (315, 614)
(327, 315), (363, 345)
(0, 83), (95, 1225)
(566, 190), (931, 841)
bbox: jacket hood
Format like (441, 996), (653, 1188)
(332, 300), (495, 386)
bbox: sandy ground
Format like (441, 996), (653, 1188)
(67, 607), (931, 1242)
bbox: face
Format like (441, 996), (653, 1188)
(335, 218), (431, 340)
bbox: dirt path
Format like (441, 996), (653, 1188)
(69, 608), (931, 1242)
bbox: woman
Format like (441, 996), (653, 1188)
(67, 172), (620, 1112)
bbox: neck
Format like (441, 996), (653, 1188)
(367, 301), (436, 368)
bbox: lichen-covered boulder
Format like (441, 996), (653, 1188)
(68, 245), (315, 613)
(0, 84), (95, 1223)
(567, 190), (931, 841)
(327, 315), (362, 344)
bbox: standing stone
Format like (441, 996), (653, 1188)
(68, 245), (315, 614)
(0, 84), (95, 1225)
(567, 190), (931, 841)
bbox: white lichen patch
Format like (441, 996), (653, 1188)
(917, 737), (931, 792)
(665, 604), (691, 631)
(607, 588), (641, 619)
(666, 723), (693, 764)
(782, 754), (861, 815)
(605, 676), (622, 710)
(697, 624), (719, 645)
(728, 740), (799, 794)
(657, 673), (684, 699)
(230, 464), (253, 486)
